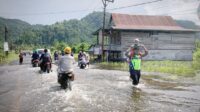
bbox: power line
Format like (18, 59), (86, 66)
(158, 9), (197, 15)
(0, 0), (164, 16)
(167, 8), (196, 13)
(0, 0), (197, 17)
(151, 0), (200, 10)
(147, 1), (200, 16)
(166, 12), (197, 16)
(108, 0), (164, 10)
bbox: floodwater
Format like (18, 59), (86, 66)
(0, 56), (200, 112)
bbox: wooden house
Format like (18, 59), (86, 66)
(92, 13), (199, 61)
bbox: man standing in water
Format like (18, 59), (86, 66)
(125, 38), (148, 85)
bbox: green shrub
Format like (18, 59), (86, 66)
(193, 40), (200, 70)
(193, 48), (200, 70)
(0, 50), (18, 64)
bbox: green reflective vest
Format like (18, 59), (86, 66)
(131, 55), (141, 70)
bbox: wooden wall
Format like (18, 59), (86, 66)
(119, 31), (195, 60)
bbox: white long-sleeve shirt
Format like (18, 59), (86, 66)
(58, 54), (75, 73)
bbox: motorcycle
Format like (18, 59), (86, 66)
(79, 59), (87, 69)
(32, 59), (39, 67)
(57, 72), (73, 90)
(41, 62), (51, 73)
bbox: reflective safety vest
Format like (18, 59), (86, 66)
(131, 55), (141, 70)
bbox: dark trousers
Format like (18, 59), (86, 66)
(129, 67), (141, 85)
(40, 61), (52, 71)
(19, 58), (23, 64)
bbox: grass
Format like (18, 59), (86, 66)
(97, 62), (129, 71)
(0, 51), (18, 64)
(142, 61), (195, 77)
(96, 61), (195, 77)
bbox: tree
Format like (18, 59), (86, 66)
(77, 43), (90, 52)
(0, 11), (112, 49)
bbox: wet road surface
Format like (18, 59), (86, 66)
(0, 56), (200, 112)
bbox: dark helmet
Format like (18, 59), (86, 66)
(44, 49), (48, 53)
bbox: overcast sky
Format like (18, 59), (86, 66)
(0, 0), (199, 25)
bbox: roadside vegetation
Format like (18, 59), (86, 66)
(0, 50), (18, 64)
(192, 40), (200, 70)
(97, 61), (194, 77)
(0, 41), (90, 64)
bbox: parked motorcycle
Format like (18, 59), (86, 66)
(57, 72), (73, 90)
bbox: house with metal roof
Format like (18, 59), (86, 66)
(92, 13), (199, 61)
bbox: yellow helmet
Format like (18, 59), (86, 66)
(64, 47), (71, 54)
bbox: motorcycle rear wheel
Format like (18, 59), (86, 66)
(47, 65), (50, 73)
(67, 78), (72, 90)
(62, 80), (68, 89)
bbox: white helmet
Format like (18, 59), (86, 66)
(134, 38), (140, 43)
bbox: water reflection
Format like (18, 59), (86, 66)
(131, 86), (144, 112)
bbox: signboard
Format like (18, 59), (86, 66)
(4, 42), (9, 51)
(94, 47), (102, 55)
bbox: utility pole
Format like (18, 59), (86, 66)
(198, 3), (200, 20)
(5, 26), (7, 42)
(4, 26), (9, 56)
(101, 0), (114, 61)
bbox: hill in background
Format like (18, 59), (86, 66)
(0, 12), (199, 51)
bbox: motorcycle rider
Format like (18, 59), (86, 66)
(31, 50), (39, 64)
(19, 51), (23, 65)
(39, 49), (52, 71)
(54, 51), (59, 61)
(57, 47), (75, 81)
(78, 51), (83, 66)
(83, 52), (90, 68)
(125, 38), (148, 85)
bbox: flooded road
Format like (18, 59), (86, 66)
(0, 56), (200, 112)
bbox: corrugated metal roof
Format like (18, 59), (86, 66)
(111, 13), (199, 32)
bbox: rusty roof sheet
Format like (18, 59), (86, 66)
(111, 13), (199, 32)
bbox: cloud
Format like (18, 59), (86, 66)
(144, 0), (200, 25)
